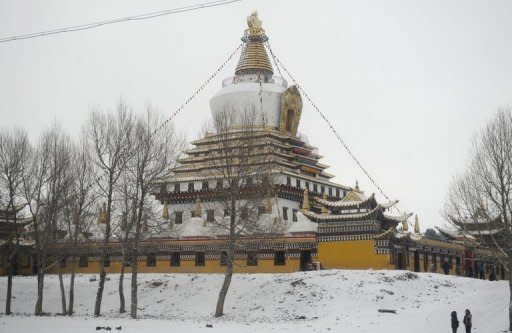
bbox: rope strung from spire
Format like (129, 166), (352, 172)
(152, 43), (243, 136)
(265, 41), (405, 217)
(76, 43), (243, 205)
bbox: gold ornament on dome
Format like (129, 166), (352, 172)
(247, 11), (263, 31)
(279, 85), (303, 135)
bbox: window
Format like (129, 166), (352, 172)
(305, 181), (310, 191)
(175, 211), (183, 224)
(202, 181), (209, 190)
(241, 207), (248, 220)
(170, 252), (180, 267)
(321, 186), (325, 194)
(174, 183), (180, 192)
(195, 252), (205, 266)
(247, 252), (258, 266)
(336, 188), (340, 198)
(282, 207), (289, 220)
(296, 179), (301, 189)
(328, 188), (332, 197)
(188, 183), (194, 192)
(79, 255), (88, 268)
(313, 184), (318, 193)
(191, 210), (196, 218)
(220, 251), (228, 266)
(146, 254), (156, 267)
(274, 251), (286, 266)
(286, 176), (291, 186)
(292, 209), (298, 222)
(103, 255), (110, 267)
(258, 206), (265, 216)
(246, 177), (253, 186)
(59, 256), (67, 268)
(224, 208), (230, 217)
(207, 209), (214, 222)
(124, 257), (131, 267)
(216, 180), (223, 189)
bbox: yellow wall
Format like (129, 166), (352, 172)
(318, 240), (393, 270)
(52, 257), (302, 274)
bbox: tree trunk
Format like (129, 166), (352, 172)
(5, 262), (12, 315)
(58, 266), (67, 315)
(509, 256), (512, 331)
(130, 251), (138, 319)
(67, 255), (76, 315)
(119, 251), (126, 314)
(94, 261), (106, 317)
(34, 259), (45, 315)
(215, 196), (236, 317)
(215, 256), (233, 317)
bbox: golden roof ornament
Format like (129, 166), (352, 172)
(194, 196), (202, 218)
(247, 11), (263, 31)
(402, 217), (409, 232)
(414, 214), (420, 233)
(162, 201), (169, 221)
(97, 202), (107, 224)
(235, 11), (273, 76)
(302, 189), (310, 210)
(265, 195), (272, 213)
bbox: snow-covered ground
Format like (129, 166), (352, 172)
(0, 270), (507, 332)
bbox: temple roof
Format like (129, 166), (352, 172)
(314, 192), (376, 209)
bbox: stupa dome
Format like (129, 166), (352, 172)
(210, 12), (289, 130)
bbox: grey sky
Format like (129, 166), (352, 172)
(1, 0), (511, 229)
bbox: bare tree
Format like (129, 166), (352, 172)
(445, 108), (512, 331)
(0, 128), (31, 315)
(23, 125), (73, 315)
(62, 135), (96, 315)
(86, 102), (134, 317)
(207, 108), (282, 317)
(128, 106), (183, 319)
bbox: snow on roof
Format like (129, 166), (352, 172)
(179, 217), (213, 238)
(288, 212), (318, 233)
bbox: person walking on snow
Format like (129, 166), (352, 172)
(451, 311), (460, 333)
(463, 309), (472, 333)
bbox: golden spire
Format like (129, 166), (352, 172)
(302, 189), (310, 210)
(235, 12), (273, 76)
(98, 203), (107, 224)
(194, 196), (202, 218)
(402, 218), (409, 232)
(414, 214), (420, 233)
(265, 195), (272, 213)
(162, 201), (169, 221)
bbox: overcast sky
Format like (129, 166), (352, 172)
(1, 0), (511, 230)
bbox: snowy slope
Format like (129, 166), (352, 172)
(0, 270), (507, 332)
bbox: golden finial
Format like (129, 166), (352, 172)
(98, 203), (107, 224)
(402, 217), (409, 232)
(265, 195), (272, 213)
(236, 12), (273, 76)
(247, 11), (263, 33)
(302, 189), (310, 210)
(162, 201), (169, 221)
(414, 214), (420, 233)
(194, 196), (202, 218)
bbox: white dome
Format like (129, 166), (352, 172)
(210, 75), (287, 129)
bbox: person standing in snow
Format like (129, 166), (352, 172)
(463, 309), (472, 333)
(443, 258), (450, 275)
(451, 311), (460, 333)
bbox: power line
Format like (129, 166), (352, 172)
(0, 0), (242, 44)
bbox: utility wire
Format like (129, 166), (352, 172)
(0, 0), (242, 44)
